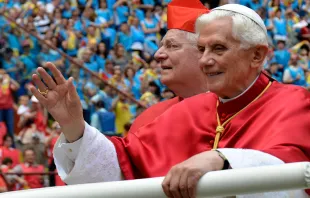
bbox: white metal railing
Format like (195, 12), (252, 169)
(1, 162), (310, 198)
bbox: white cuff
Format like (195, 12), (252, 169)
(217, 148), (309, 198)
(217, 148), (284, 169)
(53, 121), (122, 184)
(57, 133), (82, 162)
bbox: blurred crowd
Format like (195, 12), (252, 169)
(0, 0), (309, 192)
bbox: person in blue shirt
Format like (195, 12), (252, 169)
(142, 0), (155, 6)
(273, 8), (287, 41)
(19, 23), (41, 55)
(290, 0), (302, 10)
(62, 1), (73, 19)
(274, 40), (291, 71)
(96, 0), (114, 27)
(38, 41), (65, 72)
(0, 0), (14, 9)
(4, 29), (21, 54)
(283, 54), (308, 87)
(95, 42), (109, 72)
(113, 0), (129, 28)
(124, 66), (141, 100)
(134, 8), (145, 21)
(130, 16), (145, 44)
(68, 61), (90, 123)
(1, 48), (19, 81)
(68, 64), (87, 106)
(88, 0), (100, 9)
(267, 0), (286, 17)
(19, 41), (37, 81)
(94, 1), (116, 49)
(72, 9), (84, 35)
(248, 0), (263, 11)
(141, 9), (160, 44)
(106, 0), (116, 12)
(0, 16), (9, 33)
(38, 43), (54, 66)
(101, 59), (114, 80)
(238, 0), (250, 6)
(257, 7), (274, 45)
(266, 62), (283, 82)
(116, 23), (133, 51)
(29, 34), (41, 55)
(78, 0), (87, 7)
(78, 7), (93, 35)
(80, 48), (100, 80)
(91, 100), (116, 135)
(91, 84), (114, 111)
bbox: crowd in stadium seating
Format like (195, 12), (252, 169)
(0, 0), (309, 191)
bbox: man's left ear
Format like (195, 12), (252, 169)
(251, 45), (268, 69)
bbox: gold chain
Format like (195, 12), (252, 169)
(213, 81), (272, 149)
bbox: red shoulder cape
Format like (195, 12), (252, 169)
(110, 73), (310, 193)
(129, 97), (182, 133)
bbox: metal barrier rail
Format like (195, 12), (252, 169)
(2, 172), (58, 175)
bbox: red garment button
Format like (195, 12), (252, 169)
(209, 140), (214, 144)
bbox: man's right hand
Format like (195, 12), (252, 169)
(30, 62), (85, 142)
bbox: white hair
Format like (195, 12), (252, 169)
(173, 29), (199, 43)
(195, 10), (268, 49)
(184, 31), (199, 43)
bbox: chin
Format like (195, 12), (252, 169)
(207, 85), (223, 96)
(160, 77), (170, 86)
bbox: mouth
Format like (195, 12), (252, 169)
(161, 66), (173, 70)
(206, 72), (223, 77)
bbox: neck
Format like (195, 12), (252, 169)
(172, 83), (208, 98)
(219, 72), (260, 101)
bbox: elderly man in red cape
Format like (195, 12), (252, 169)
(129, 0), (209, 132)
(30, 2), (310, 198)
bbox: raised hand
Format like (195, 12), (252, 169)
(29, 62), (85, 142)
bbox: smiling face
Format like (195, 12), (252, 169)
(24, 149), (35, 164)
(98, 42), (106, 53)
(154, 29), (203, 90)
(197, 17), (263, 98)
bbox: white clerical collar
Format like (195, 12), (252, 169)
(219, 75), (260, 103)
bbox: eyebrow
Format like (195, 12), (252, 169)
(160, 38), (177, 45)
(198, 38), (227, 47)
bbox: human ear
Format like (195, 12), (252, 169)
(251, 45), (268, 69)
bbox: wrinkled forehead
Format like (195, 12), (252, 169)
(197, 18), (237, 45)
(161, 29), (188, 43)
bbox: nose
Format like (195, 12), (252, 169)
(154, 47), (168, 62)
(199, 53), (215, 71)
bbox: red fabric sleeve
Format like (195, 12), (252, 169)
(260, 87), (310, 163)
(129, 97), (180, 133)
(0, 175), (7, 189)
(109, 136), (136, 179)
